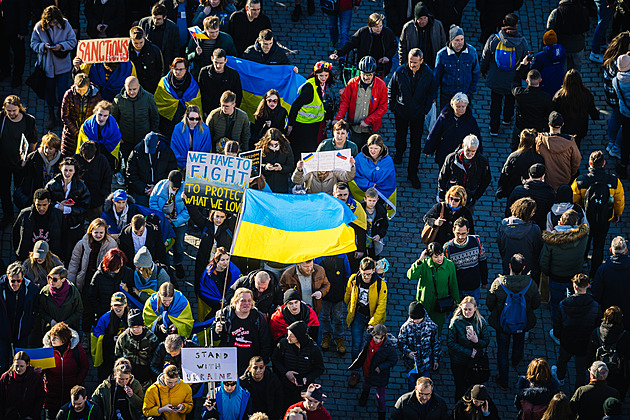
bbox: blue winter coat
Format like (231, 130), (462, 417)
(434, 44), (480, 96)
(532, 44), (567, 97)
(171, 121), (213, 169)
(424, 105), (482, 166)
(149, 179), (190, 228)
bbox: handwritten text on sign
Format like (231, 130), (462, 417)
(181, 347), (238, 383)
(239, 149), (262, 179)
(184, 152), (251, 212)
(77, 38), (130, 63)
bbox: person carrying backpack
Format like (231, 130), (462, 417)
(487, 253), (541, 389)
(480, 12), (529, 137)
(571, 150), (625, 277)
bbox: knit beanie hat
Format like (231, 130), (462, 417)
(283, 288), (301, 305)
(603, 397), (622, 415)
(287, 321), (308, 344)
(414, 2), (429, 19)
(617, 54), (630, 72)
(542, 29), (557, 46)
(449, 24), (464, 42)
(134, 246), (154, 268)
(128, 308), (144, 327)
(555, 184), (573, 203)
(409, 301), (425, 319)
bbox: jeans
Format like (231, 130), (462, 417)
(489, 90), (515, 131)
(460, 287), (481, 304)
(350, 312), (369, 362)
(320, 300), (345, 338)
(592, 0), (614, 54)
(549, 280), (572, 320)
(609, 107), (623, 148)
(586, 221), (611, 276)
(45, 71), (71, 109)
(0, 166), (20, 220)
(556, 346), (589, 388)
(496, 330), (525, 383)
(363, 383), (387, 412)
(566, 50), (584, 72)
(328, 9), (352, 49)
(394, 113), (425, 177)
(407, 369), (430, 391)
(170, 224), (187, 266)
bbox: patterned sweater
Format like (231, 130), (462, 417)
(444, 235), (488, 291)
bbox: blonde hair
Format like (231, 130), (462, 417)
(87, 218), (110, 245)
(450, 296), (484, 331)
(446, 185), (467, 207)
(230, 287), (255, 308)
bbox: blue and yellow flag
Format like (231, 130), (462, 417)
(231, 189), (357, 263)
(226, 56), (306, 122)
(15, 347), (56, 369)
(143, 290), (194, 338)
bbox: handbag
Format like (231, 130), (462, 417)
(25, 64), (47, 100)
(431, 266), (454, 313)
(421, 203), (444, 245)
(464, 351), (490, 384)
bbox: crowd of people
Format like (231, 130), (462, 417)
(0, 0), (628, 419)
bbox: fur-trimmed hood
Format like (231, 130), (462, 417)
(542, 223), (589, 245)
(103, 192), (136, 213)
(43, 326), (80, 349)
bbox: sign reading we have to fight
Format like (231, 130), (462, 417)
(181, 347), (238, 383)
(184, 152), (251, 212)
(77, 38), (130, 63)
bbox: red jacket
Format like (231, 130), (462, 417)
(0, 368), (45, 419)
(334, 76), (388, 133)
(286, 401), (331, 420)
(269, 302), (320, 341)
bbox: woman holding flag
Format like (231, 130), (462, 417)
(143, 282), (194, 341)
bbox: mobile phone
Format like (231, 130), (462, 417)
(466, 325), (473, 334)
(527, 51), (534, 60)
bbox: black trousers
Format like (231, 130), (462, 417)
(490, 90), (515, 132)
(394, 113), (425, 177)
(0, 166), (21, 220)
(585, 220), (611, 276)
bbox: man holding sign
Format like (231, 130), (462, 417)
(291, 154), (355, 195)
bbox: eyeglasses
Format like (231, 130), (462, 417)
(173, 67), (186, 72)
(224, 382), (237, 387)
(360, 272), (374, 278)
(266, 98), (278, 103)
(188, 117), (201, 121)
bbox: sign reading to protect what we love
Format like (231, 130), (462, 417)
(77, 38), (130, 63)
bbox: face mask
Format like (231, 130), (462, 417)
(269, 145), (280, 151)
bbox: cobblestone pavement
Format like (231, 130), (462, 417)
(1, 0), (629, 418)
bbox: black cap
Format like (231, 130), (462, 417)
(287, 320), (308, 344)
(128, 308), (144, 327)
(414, 2), (429, 19)
(409, 301), (425, 319)
(168, 170), (183, 189)
(548, 111), (564, 128)
(528, 163), (545, 178)
(284, 288), (301, 305)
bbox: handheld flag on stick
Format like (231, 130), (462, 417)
(231, 189), (357, 263)
(188, 26), (209, 40)
(15, 347), (56, 369)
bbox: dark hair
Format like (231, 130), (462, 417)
(541, 392), (572, 420)
(203, 15), (220, 30)
(604, 32), (630, 68)
(151, 3), (167, 16)
(527, 69), (541, 82)
(553, 70), (594, 122)
(334, 182), (349, 191)
(129, 26), (145, 39)
(572, 273), (590, 288)
(560, 209), (578, 226)
(33, 188), (51, 202)
(516, 128), (537, 153)
(526, 358), (552, 384)
(213, 48), (227, 59)
(170, 57), (189, 70)
(590, 150), (605, 168)
(59, 157), (77, 171)
(41, 5), (66, 30)
(510, 253), (526, 274)
(453, 217), (469, 230)
(50, 322), (73, 345)
(102, 248), (127, 272)
(255, 127), (291, 156)
(254, 89), (281, 120)
(359, 257), (376, 271)
(503, 12), (518, 27)
(333, 120), (350, 132)
(426, 242), (443, 257)
(73, 73), (90, 88)
(79, 140), (98, 160)
(70, 385), (88, 400)
(131, 214), (146, 231)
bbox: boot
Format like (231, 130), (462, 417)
(348, 371), (361, 387)
(321, 333), (331, 350)
(291, 5), (302, 21)
(358, 388), (369, 406)
(46, 108), (56, 130)
(377, 412), (386, 420)
(335, 336), (346, 354)
(307, 0), (315, 15)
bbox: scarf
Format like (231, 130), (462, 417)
(39, 149), (61, 184)
(134, 266), (158, 295)
(50, 280), (70, 307)
(88, 61), (133, 101)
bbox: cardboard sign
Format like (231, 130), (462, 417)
(77, 38), (130, 63)
(181, 347), (238, 383)
(301, 149), (352, 173)
(239, 149), (262, 179)
(184, 152), (251, 212)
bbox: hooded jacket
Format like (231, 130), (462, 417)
(269, 301), (320, 341)
(143, 373), (193, 420)
(336, 25), (397, 75)
(515, 376), (561, 412)
(399, 15), (447, 68)
(12, 205), (64, 262)
(554, 292), (600, 355)
(14, 148), (61, 209)
(126, 132), (178, 197)
(348, 333), (398, 387)
(424, 105), (482, 167)
(68, 233), (118, 290)
(571, 166), (625, 223)
(344, 272), (388, 327)
(56, 400), (104, 420)
(437, 148), (491, 207)
(91, 374), (144, 420)
(496, 148), (545, 199)
(532, 43), (567, 97)
(42, 328), (89, 411)
(498, 216), (543, 277)
(487, 274), (541, 332)
(546, 202), (587, 231)
(397, 311), (441, 372)
(60, 84), (102, 156)
(149, 178), (190, 228)
(480, 28), (530, 95)
(225, 269), (282, 317)
(271, 332), (325, 389)
(242, 40), (291, 65)
(38, 280), (83, 333)
(0, 276), (39, 343)
(546, 0), (590, 53)
(592, 254), (630, 330)
(0, 366), (45, 420)
(73, 149), (113, 209)
(540, 223), (589, 281)
(112, 86), (161, 146)
(388, 63), (437, 120)
(535, 132), (582, 191)
(506, 179), (556, 230)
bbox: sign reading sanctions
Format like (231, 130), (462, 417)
(181, 347), (238, 383)
(77, 38), (130, 63)
(184, 152), (251, 212)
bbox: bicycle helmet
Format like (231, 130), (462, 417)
(358, 56), (376, 73)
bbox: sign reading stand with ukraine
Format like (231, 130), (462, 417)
(184, 152), (251, 212)
(231, 189), (358, 263)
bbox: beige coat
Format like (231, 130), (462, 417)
(291, 166), (356, 194)
(68, 234), (118, 290)
(535, 133), (582, 191)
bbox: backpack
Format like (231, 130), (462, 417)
(584, 179), (613, 225)
(595, 329), (626, 375)
(494, 38), (517, 71)
(320, 0), (338, 15)
(499, 279), (532, 334)
(520, 400), (548, 420)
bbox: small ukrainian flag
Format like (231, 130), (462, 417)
(15, 347), (56, 369)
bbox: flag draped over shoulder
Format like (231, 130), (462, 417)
(143, 290), (194, 338)
(76, 114), (121, 163)
(349, 153), (397, 218)
(231, 189), (357, 263)
(154, 74), (203, 121)
(226, 56), (306, 122)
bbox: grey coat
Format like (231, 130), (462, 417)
(30, 19), (77, 78)
(480, 29), (529, 95)
(398, 18), (447, 66)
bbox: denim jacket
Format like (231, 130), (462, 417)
(434, 44), (480, 96)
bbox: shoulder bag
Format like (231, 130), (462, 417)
(421, 203), (444, 245)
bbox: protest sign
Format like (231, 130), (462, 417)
(301, 149), (352, 173)
(181, 347), (238, 383)
(184, 152), (251, 212)
(239, 149), (262, 179)
(77, 38), (130, 63)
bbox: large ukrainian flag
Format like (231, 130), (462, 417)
(231, 189), (357, 263)
(226, 56), (306, 122)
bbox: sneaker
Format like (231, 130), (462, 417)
(606, 143), (614, 153)
(501, 117), (514, 125)
(549, 329), (560, 345)
(589, 52), (604, 64)
(114, 172), (125, 185)
(321, 333), (331, 351)
(174, 264), (185, 279)
(551, 365), (565, 386)
(335, 336), (346, 354)
(490, 130), (499, 137)
(348, 371), (361, 387)
(358, 389), (369, 406)
(610, 146), (621, 159)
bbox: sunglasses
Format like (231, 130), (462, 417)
(266, 98), (278, 103)
(10, 279), (22, 284)
(188, 117), (201, 121)
(449, 197), (461, 202)
(47, 276), (62, 283)
(224, 382), (237, 387)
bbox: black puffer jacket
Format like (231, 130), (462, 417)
(514, 376), (560, 412)
(554, 293), (601, 355)
(45, 174), (91, 229)
(225, 269), (282, 317)
(272, 335), (325, 390)
(242, 41), (291, 65)
(586, 323), (630, 396)
(88, 263), (134, 320)
(73, 149), (112, 209)
(496, 148), (545, 199)
(125, 133), (178, 197)
(198, 65), (243, 116)
(260, 146), (294, 194)
(252, 106), (289, 143)
(437, 148), (491, 207)
(506, 180), (556, 230)
(592, 254), (630, 330)
(335, 26), (397, 75)
(391, 391), (449, 420)
(498, 216), (543, 276)
(128, 38), (163, 94)
(239, 369), (284, 420)
(348, 334), (398, 387)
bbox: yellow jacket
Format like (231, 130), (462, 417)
(344, 273), (387, 327)
(571, 167), (625, 221)
(143, 375), (193, 420)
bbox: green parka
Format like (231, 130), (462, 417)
(38, 281), (83, 333)
(92, 374), (144, 420)
(112, 87), (160, 146)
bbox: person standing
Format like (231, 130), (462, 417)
(138, 3), (180, 72)
(198, 49), (242, 117)
(14, 133), (61, 210)
(398, 3), (447, 70)
(128, 26), (164, 94)
(505, 163), (556, 231)
(444, 218), (488, 301)
(171, 105), (212, 170)
(546, 0), (590, 71)
(60, 74), (102, 157)
(206, 90), (250, 153)
(452, 384), (501, 420)
(570, 361), (620, 419)
(185, 15), (237, 79)
(227, 0), (271, 57)
(390, 377), (449, 420)
(143, 365), (193, 420)
(388, 48), (436, 188)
